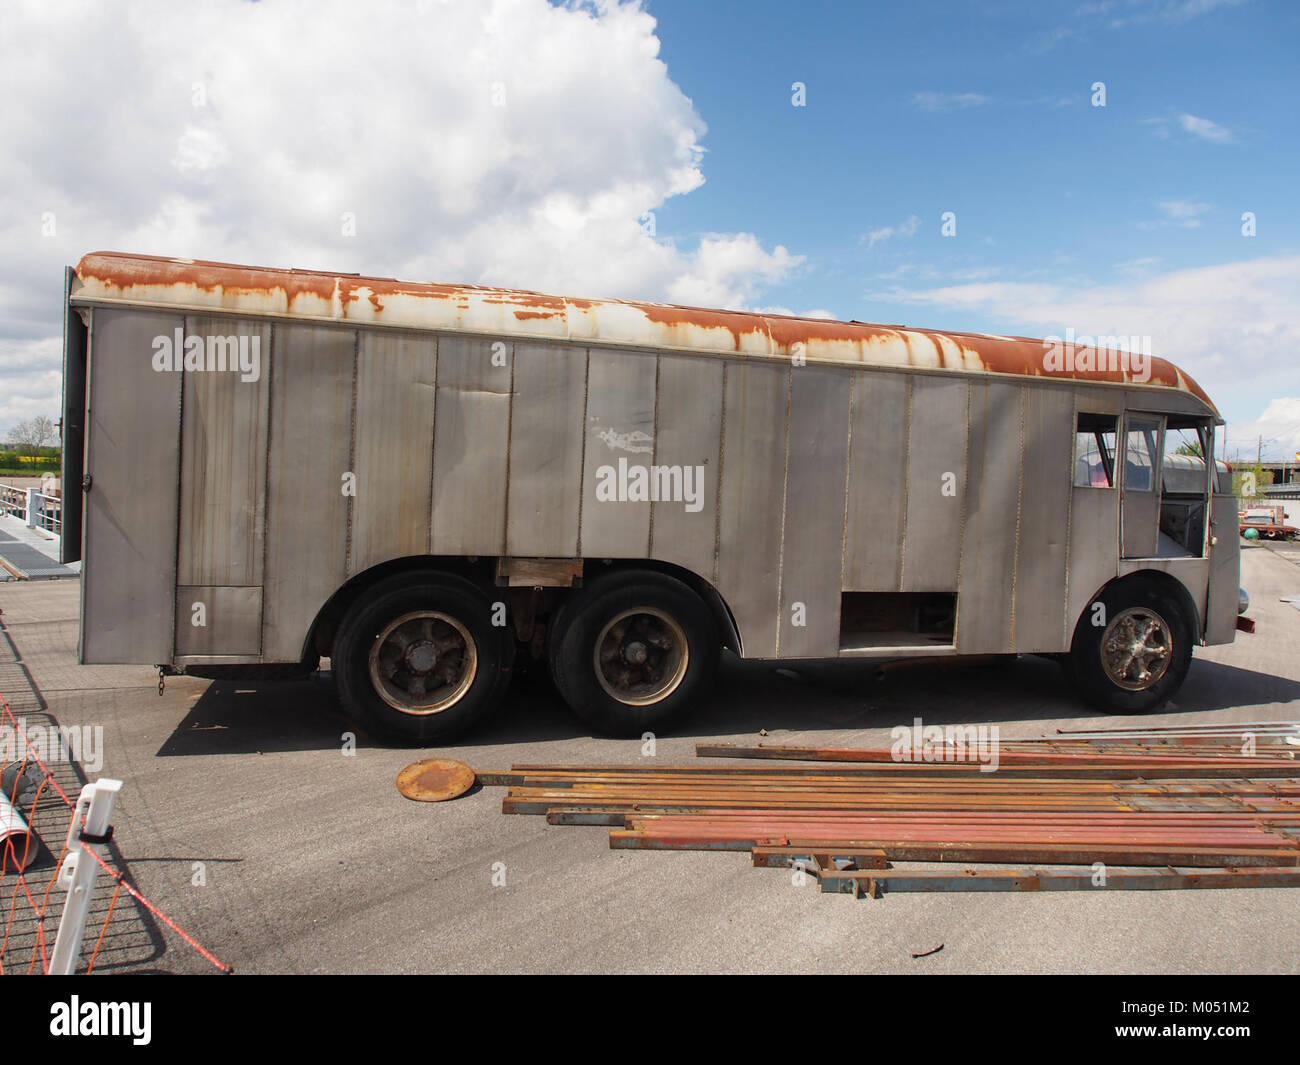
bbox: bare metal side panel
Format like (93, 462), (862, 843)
(1071, 386), (1125, 416)
(843, 373), (908, 591)
(177, 317), (270, 588)
(718, 361), (789, 658)
(1013, 387), (1075, 651)
(350, 332), (437, 574)
(175, 586), (263, 655)
(261, 325), (354, 662)
(955, 382), (1024, 653)
(779, 367), (850, 658)
(901, 378), (967, 593)
(580, 348), (655, 558)
(650, 355), (723, 580)
(82, 309), (183, 664)
(507, 343), (587, 558)
(429, 337), (511, 555)
(1065, 486), (1120, 643)
(1205, 494), (1242, 644)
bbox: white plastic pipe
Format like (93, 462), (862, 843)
(0, 791), (35, 872)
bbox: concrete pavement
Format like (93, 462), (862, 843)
(1, 541), (1298, 974)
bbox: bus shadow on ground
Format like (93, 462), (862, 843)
(154, 652), (1300, 758)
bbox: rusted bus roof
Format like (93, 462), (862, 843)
(70, 251), (1218, 414)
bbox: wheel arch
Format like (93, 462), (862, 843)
(1073, 569), (1202, 644)
(303, 555), (743, 664)
(302, 555), (499, 663)
(581, 559), (743, 655)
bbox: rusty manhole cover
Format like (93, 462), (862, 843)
(396, 758), (476, 802)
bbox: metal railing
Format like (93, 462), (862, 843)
(0, 483), (62, 534)
(0, 482), (25, 520)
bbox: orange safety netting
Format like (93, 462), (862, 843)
(1, 696), (232, 974)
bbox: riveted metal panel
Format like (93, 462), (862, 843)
(177, 316), (270, 588)
(843, 373), (908, 591)
(718, 361), (789, 658)
(650, 355), (723, 580)
(956, 382), (1024, 653)
(1065, 486), (1121, 642)
(82, 309), (183, 664)
(779, 367), (851, 658)
(901, 377), (968, 593)
(580, 348), (656, 558)
(175, 586), (262, 655)
(1014, 387), (1075, 651)
(429, 336), (511, 555)
(261, 325), (354, 662)
(350, 331), (437, 574)
(507, 343), (587, 558)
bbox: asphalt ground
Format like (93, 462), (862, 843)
(1, 540), (1297, 974)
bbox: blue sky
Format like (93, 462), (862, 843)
(641, 0), (1300, 454)
(1, 0), (1297, 457)
(647, 0), (1296, 323)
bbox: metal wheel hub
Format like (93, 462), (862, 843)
(1100, 606), (1172, 691)
(369, 611), (477, 715)
(594, 608), (689, 707)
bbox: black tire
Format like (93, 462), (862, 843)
(1067, 576), (1193, 714)
(548, 570), (719, 737)
(333, 572), (514, 744)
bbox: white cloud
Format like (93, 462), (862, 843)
(1138, 199), (1211, 229)
(861, 214), (921, 250)
(911, 92), (989, 112)
(1225, 397), (1300, 464)
(0, 0), (801, 436)
(751, 306), (838, 320)
(1179, 113), (1234, 143)
(868, 255), (1300, 423)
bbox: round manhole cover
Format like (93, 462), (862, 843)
(396, 758), (476, 802)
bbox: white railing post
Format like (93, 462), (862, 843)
(49, 778), (123, 975)
(24, 487), (39, 529)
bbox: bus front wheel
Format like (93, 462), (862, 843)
(1067, 577), (1193, 714)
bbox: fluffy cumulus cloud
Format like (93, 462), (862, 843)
(0, 0), (800, 435)
(869, 255), (1300, 455)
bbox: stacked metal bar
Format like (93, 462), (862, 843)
(481, 723), (1300, 898)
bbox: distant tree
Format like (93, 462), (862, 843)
(8, 416), (57, 458)
(1232, 461), (1270, 502)
(1174, 440), (1203, 458)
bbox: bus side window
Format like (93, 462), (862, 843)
(1074, 414), (1117, 487)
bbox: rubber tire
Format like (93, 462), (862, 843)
(548, 570), (719, 737)
(333, 572), (514, 744)
(1067, 576), (1193, 714)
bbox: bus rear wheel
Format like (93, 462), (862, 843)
(548, 571), (719, 737)
(1067, 577), (1193, 714)
(333, 572), (513, 744)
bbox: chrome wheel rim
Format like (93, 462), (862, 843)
(368, 611), (477, 715)
(593, 608), (689, 706)
(1100, 606), (1172, 691)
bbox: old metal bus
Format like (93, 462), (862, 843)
(61, 252), (1243, 740)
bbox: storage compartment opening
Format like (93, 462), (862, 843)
(838, 592), (957, 651)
